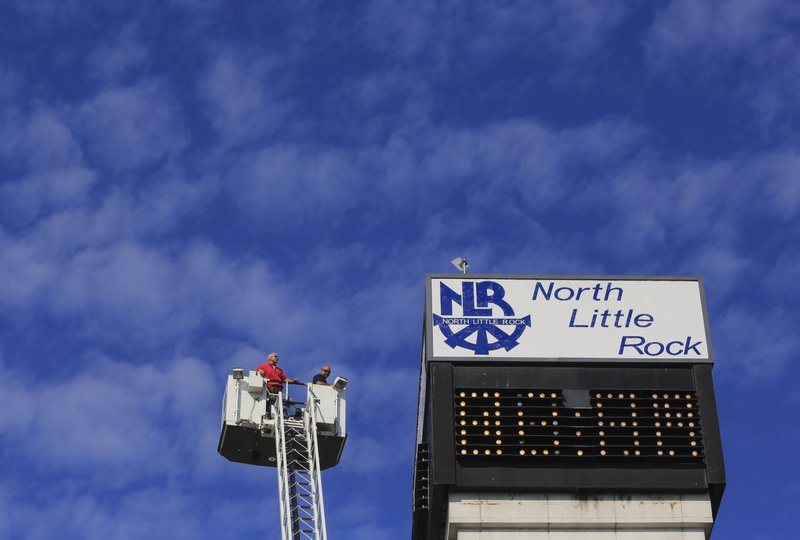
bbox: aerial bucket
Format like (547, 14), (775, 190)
(217, 370), (347, 469)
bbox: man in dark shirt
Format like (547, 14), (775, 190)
(256, 352), (299, 393)
(312, 365), (331, 385)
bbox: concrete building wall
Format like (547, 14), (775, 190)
(447, 492), (713, 540)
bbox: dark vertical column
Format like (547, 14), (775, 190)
(429, 362), (455, 484)
(424, 362), (454, 540)
(693, 363), (726, 517)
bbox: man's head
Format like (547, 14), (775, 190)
(268, 352), (279, 365)
(320, 365), (331, 376)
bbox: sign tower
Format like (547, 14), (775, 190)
(412, 275), (725, 540)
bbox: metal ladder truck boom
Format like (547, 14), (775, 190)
(218, 371), (348, 540)
(274, 390), (328, 540)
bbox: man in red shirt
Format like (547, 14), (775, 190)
(256, 352), (299, 394)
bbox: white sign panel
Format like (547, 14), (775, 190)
(427, 276), (711, 362)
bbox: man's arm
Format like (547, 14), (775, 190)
(278, 369), (298, 384)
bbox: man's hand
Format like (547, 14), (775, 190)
(289, 378), (300, 383)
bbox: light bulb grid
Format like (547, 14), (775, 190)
(455, 387), (705, 463)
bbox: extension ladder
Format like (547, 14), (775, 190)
(273, 390), (328, 540)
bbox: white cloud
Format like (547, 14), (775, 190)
(758, 151), (800, 220)
(0, 487), (10, 537)
(198, 49), (292, 146)
(0, 221), (373, 353)
(228, 143), (365, 222)
(53, 243), (175, 332)
(0, 64), (21, 102)
(0, 229), (58, 308)
(645, 0), (800, 136)
(714, 306), (799, 381)
(338, 434), (408, 476)
(0, 481), (276, 540)
(361, 0), (631, 65)
(581, 150), (798, 273)
(0, 166), (97, 224)
(680, 248), (751, 299)
(0, 347), (413, 538)
(74, 81), (188, 171)
(766, 245), (800, 299)
(417, 119), (642, 208)
(646, 0), (784, 66)
(87, 23), (149, 83)
(3, 103), (795, 379)
(361, 0), (436, 59)
(0, 108), (84, 173)
(545, 2), (630, 59)
(748, 52), (800, 135)
(0, 356), (219, 485)
(20, 174), (217, 255)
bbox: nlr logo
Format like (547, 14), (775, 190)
(433, 281), (531, 355)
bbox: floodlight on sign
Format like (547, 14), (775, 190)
(450, 256), (468, 274)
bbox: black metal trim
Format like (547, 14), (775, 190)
(430, 362), (455, 485)
(693, 364), (726, 518)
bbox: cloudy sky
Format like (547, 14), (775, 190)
(1, 1), (798, 539)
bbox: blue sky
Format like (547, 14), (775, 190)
(0, 1), (798, 538)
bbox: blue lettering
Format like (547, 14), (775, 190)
(532, 281), (554, 300)
(569, 308), (589, 327)
(573, 286), (591, 300)
(620, 336), (705, 357)
(533, 281), (624, 302)
(555, 287), (574, 300)
(475, 281), (514, 316)
(684, 337), (703, 355)
(666, 340), (684, 355)
(604, 283), (623, 301)
(440, 281), (515, 317)
(644, 341), (665, 356)
(439, 283), (462, 316)
(461, 282), (491, 316)
(619, 335), (645, 354)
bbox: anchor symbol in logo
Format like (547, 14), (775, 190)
(433, 314), (532, 355)
(434, 280), (532, 355)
